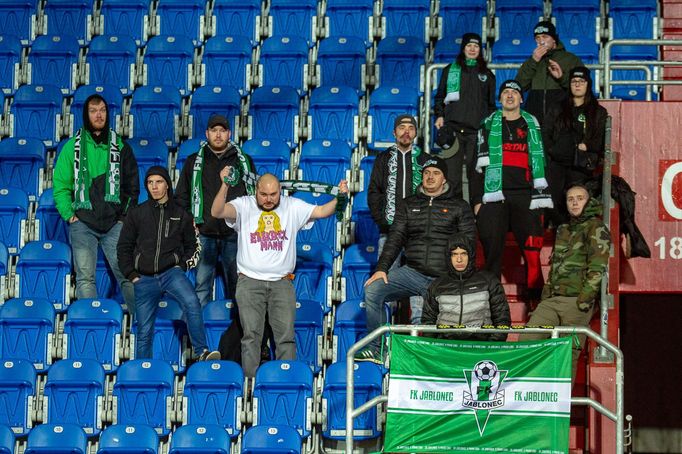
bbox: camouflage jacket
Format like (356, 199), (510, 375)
(543, 197), (611, 310)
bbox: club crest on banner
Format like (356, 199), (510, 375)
(462, 360), (508, 435)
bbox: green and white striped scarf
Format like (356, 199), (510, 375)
(444, 58), (477, 104)
(73, 128), (122, 210)
(280, 180), (348, 221)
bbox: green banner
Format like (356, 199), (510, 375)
(384, 335), (572, 453)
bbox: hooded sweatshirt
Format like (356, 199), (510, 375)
(53, 94), (139, 232)
(422, 233), (511, 341)
(117, 166), (200, 281)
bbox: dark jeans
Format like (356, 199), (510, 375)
(195, 234), (238, 306)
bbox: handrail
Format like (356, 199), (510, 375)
(345, 325), (624, 454)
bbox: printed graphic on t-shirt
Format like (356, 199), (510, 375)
(250, 211), (288, 251)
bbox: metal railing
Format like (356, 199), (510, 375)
(345, 325), (624, 454)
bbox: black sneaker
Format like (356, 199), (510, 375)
(198, 349), (221, 361)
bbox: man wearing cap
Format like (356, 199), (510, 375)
(357, 156), (476, 364)
(472, 80), (553, 299)
(434, 32), (496, 200)
(516, 20), (583, 125)
(176, 114), (256, 305)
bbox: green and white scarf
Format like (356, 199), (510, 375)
(73, 128), (122, 210)
(475, 110), (553, 209)
(385, 145), (423, 224)
(280, 180), (348, 221)
(191, 142), (256, 224)
(444, 59), (477, 104)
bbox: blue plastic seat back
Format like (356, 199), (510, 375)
(100, 0), (152, 46)
(43, 0), (95, 44)
(97, 424), (159, 454)
(292, 193), (339, 253)
(494, 0), (544, 40)
(144, 35), (195, 95)
(561, 37), (600, 64)
(381, 0), (431, 43)
(317, 36), (367, 90)
(252, 360), (313, 438)
(332, 299), (367, 363)
(16, 241), (71, 311)
(155, 0), (205, 45)
(43, 359), (105, 435)
(610, 69), (651, 100)
(202, 300), (234, 352)
(491, 37), (536, 101)
(241, 139), (291, 179)
(24, 423), (88, 454)
(324, 0), (374, 45)
(241, 425), (301, 454)
(36, 189), (68, 243)
(86, 35), (137, 95)
(268, 0), (318, 45)
(10, 84), (64, 147)
(299, 139), (351, 184)
(260, 36), (309, 92)
(71, 84), (125, 133)
(294, 299), (323, 373)
(248, 86), (300, 147)
(0, 298), (55, 371)
(64, 299), (123, 372)
(201, 35), (254, 92)
(375, 36), (425, 93)
(0, 359), (36, 435)
(131, 298), (188, 373)
(0, 424), (14, 454)
(0, 138), (45, 200)
(0, 242), (7, 277)
(350, 191), (379, 247)
(28, 34), (80, 95)
(129, 85), (182, 146)
(175, 138), (203, 175)
(552, 0), (600, 42)
(438, 0), (487, 40)
(358, 154), (375, 192)
(367, 85), (420, 149)
(433, 36), (464, 64)
(0, 187), (29, 252)
(294, 242), (334, 312)
(0, 35), (23, 95)
(308, 87), (359, 143)
(168, 424), (231, 454)
(212, 0), (261, 40)
(183, 360), (243, 436)
(322, 361), (383, 440)
(341, 243), (377, 302)
(0, 0), (38, 44)
(188, 85), (241, 139)
(609, 0), (657, 54)
(129, 138), (168, 202)
(113, 360), (175, 435)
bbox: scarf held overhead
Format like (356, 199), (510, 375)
(279, 180), (348, 221)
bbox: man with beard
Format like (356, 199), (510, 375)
(53, 94), (139, 314)
(211, 171), (349, 377)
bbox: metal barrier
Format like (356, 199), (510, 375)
(345, 325), (624, 454)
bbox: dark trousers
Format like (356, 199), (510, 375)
(443, 130), (477, 201)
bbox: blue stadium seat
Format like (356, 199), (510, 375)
(494, 0), (544, 41)
(332, 299), (367, 363)
(552, 0), (600, 44)
(131, 298), (188, 372)
(267, 0), (318, 46)
(241, 425), (301, 454)
(562, 37), (600, 65)
(129, 85), (182, 146)
(211, 0), (262, 41)
(174, 138), (204, 180)
(491, 37), (537, 97)
(241, 139), (291, 179)
(298, 139), (352, 184)
(9, 84), (64, 147)
(128, 138), (168, 202)
(97, 424), (159, 454)
(188, 85), (241, 139)
(293, 192), (340, 253)
(324, 0), (375, 45)
(112, 360), (175, 435)
(202, 300), (234, 352)
(70, 84), (124, 135)
(307, 87), (360, 143)
(358, 154), (375, 192)
(43, 0), (95, 44)
(433, 38), (462, 64)
(293, 242), (335, 312)
(367, 85), (420, 149)
(15, 241), (71, 311)
(24, 423), (88, 454)
(182, 360), (243, 436)
(27, 34), (80, 95)
(35, 189), (68, 243)
(0, 187), (29, 253)
(94, 249), (118, 301)
(381, 0), (432, 43)
(0, 359), (36, 435)
(0, 0), (38, 44)
(155, 0), (206, 45)
(259, 36), (310, 93)
(321, 361), (383, 440)
(0, 137), (45, 201)
(85, 35), (138, 95)
(350, 191), (379, 247)
(0, 298), (55, 371)
(0, 424), (14, 454)
(143, 35), (195, 95)
(169, 424), (231, 454)
(0, 242), (7, 299)
(99, 0), (152, 46)
(248, 85), (300, 147)
(252, 360), (313, 438)
(437, 0), (487, 41)
(295, 299), (323, 373)
(316, 36), (367, 90)
(42, 359), (105, 435)
(64, 299), (123, 372)
(200, 35), (254, 92)
(341, 243), (377, 302)
(0, 35), (23, 95)
(375, 36), (425, 93)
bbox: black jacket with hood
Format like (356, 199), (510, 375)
(117, 166), (201, 281)
(422, 234), (510, 341)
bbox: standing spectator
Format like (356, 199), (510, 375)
(516, 21), (583, 125)
(211, 171), (349, 377)
(543, 67), (608, 226)
(53, 94), (138, 313)
(472, 80), (553, 298)
(117, 166), (220, 361)
(434, 32), (496, 200)
(176, 114), (256, 304)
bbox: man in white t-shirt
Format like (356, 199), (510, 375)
(211, 171), (349, 376)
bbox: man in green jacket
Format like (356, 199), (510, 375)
(53, 94), (139, 314)
(516, 21), (583, 125)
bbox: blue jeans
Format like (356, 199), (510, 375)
(134, 267), (208, 358)
(195, 234), (238, 306)
(69, 221), (135, 313)
(364, 265), (435, 352)
(377, 234), (424, 325)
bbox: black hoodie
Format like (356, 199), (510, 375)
(422, 233), (511, 341)
(117, 166), (200, 280)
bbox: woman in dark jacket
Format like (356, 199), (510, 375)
(543, 66), (608, 225)
(434, 32), (496, 201)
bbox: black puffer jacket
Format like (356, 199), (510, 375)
(422, 234), (510, 341)
(376, 184), (476, 277)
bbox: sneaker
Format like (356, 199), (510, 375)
(199, 349), (221, 361)
(354, 347), (383, 365)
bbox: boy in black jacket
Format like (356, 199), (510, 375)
(117, 166), (219, 361)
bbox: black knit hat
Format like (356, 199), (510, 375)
(421, 156), (448, 179)
(460, 32), (482, 52)
(534, 20), (558, 42)
(498, 79), (523, 99)
(569, 66), (592, 84)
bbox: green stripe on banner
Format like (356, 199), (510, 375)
(383, 335), (572, 453)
